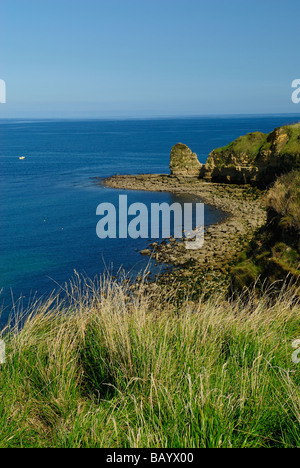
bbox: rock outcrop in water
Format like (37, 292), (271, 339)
(169, 124), (300, 187)
(201, 123), (300, 187)
(169, 143), (202, 178)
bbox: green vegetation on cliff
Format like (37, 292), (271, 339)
(204, 123), (300, 186)
(210, 131), (267, 166)
(231, 171), (300, 293)
(266, 170), (300, 232)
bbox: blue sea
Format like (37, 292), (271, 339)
(0, 115), (299, 322)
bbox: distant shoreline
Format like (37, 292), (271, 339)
(1, 113), (300, 122)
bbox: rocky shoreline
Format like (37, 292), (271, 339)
(99, 174), (267, 296)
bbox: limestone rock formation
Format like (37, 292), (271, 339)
(201, 123), (300, 187)
(169, 143), (203, 178)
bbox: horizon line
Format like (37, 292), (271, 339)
(1, 112), (300, 122)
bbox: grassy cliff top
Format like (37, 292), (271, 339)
(207, 123), (300, 168)
(212, 131), (266, 161)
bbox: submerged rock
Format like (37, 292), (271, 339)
(140, 248), (151, 256)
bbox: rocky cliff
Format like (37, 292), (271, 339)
(202, 123), (300, 187)
(169, 124), (300, 187)
(169, 143), (202, 178)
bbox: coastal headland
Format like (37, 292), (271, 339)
(100, 123), (300, 296)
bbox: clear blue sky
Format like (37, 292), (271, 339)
(1, 0), (300, 118)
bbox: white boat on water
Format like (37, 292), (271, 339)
(19, 156), (26, 160)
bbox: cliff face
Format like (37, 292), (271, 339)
(202, 123), (300, 187)
(169, 143), (203, 178)
(169, 124), (300, 187)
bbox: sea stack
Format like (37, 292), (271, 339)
(169, 143), (202, 178)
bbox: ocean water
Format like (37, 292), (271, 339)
(0, 115), (299, 321)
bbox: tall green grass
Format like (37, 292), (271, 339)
(266, 170), (300, 231)
(0, 274), (299, 448)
